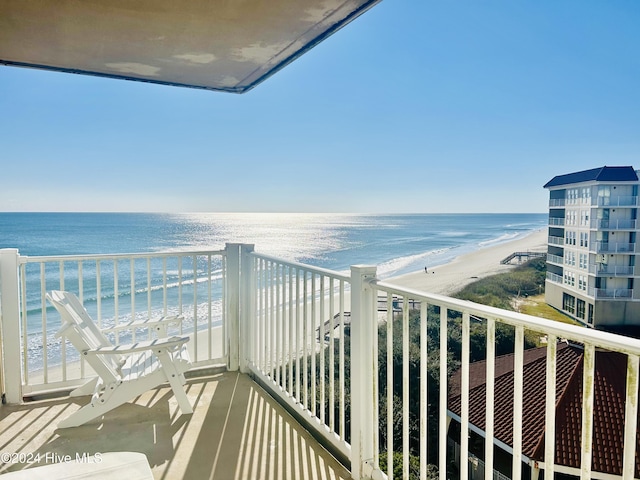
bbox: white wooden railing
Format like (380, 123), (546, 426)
(0, 247), (228, 398)
(2, 244), (640, 480)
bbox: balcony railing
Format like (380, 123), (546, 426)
(589, 264), (636, 276)
(592, 219), (637, 230)
(547, 235), (564, 246)
(1, 245), (640, 480)
(594, 196), (638, 207)
(588, 287), (634, 299)
(548, 199), (565, 208)
(593, 242), (636, 254)
(548, 217), (565, 226)
(546, 253), (564, 265)
(546, 272), (563, 284)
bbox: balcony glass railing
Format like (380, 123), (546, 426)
(589, 265), (635, 276)
(547, 236), (564, 246)
(594, 195), (638, 207)
(546, 253), (564, 265)
(591, 219), (637, 230)
(593, 242), (636, 254)
(588, 287), (634, 299)
(548, 218), (565, 226)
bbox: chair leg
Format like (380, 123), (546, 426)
(156, 351), (193, 414)
(58, 400), (115, 428)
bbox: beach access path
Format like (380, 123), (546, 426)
(388, 229), (548, 296)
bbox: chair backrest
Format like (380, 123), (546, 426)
(47, 290), (122, 383)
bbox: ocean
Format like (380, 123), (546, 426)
(1, 212), (547, 374)
(1, 212), (547, 278)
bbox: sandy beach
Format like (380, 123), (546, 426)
(388, 228), (547, 296)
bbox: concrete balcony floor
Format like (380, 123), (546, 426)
(0, 371), (350, 479)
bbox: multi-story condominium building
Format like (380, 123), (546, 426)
(544, 166), (640, 329)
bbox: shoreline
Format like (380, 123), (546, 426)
(387, 228), (547, 296)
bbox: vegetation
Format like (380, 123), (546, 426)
(453, 257), (547, 309)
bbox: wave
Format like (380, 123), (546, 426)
(376, 248), (453, 278)
(478, 232), (521, 247)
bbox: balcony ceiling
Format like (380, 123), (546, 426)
(0, 0), (381, 93)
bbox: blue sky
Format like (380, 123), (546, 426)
(1, 1), (639, 213)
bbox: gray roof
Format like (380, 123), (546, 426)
(544, 166), (638, 188)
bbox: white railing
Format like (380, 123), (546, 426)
(548, 218), (565, 226)
(0, 247), (227, 398)
(2, 244), (640, 480)
(370, 275), (640, 480)
(243, 250), (352, 464)
(548, 236), (564, 246)
(546, 272), (563, 284)
(546, 253), (564, 265)
(548, 199), (565, 208)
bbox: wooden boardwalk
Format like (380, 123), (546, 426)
(500, 251), (546, 265)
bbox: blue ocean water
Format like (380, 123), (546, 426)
(1, 212), (546, 277)
(1, 213), (547, 372)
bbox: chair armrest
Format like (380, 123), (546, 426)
(101, 315), (184, 337)
(85, 335), (189, 356)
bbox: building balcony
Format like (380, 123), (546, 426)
(1, 246), (639, 480)
(591, 219), (637, 230)
(548, 199), (566, 208)
(546, 253), (564, 265)
(548, 235), (564, 246)
(546, 272), (563, 285)
(594, 195), (639, 207)
(548, 217), (565, 226)
(588, 287), (634, 299)
(589, 264), (636, 276)
(592, 241), (636, 254)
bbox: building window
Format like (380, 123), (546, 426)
(563, 293), (576, 314)
(576, 299), (586, 319)
(581, 188), (591, 203)
(564, 271), (575, 287)
(578, 275), (587, 291)
(580, 210), (589, 226)
(588, 304), (594, 324)
(580, 232), (589, 248)
(579, 253), (588, 269)
(567, 188), (579, 204)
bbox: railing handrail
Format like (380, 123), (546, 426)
(249, 251), (351, 282)
(19, 248), (227, 264)
(372, 278), (640, 356)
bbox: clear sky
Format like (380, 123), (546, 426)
(1, 1), (639, 214)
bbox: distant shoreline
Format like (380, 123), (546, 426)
(388, 228), (547, 296)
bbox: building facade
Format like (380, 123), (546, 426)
(544, 166), (640, 328)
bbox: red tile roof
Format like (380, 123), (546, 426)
(448, 343), (640, 477)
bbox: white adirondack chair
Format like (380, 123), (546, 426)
(46, 290), (193, 428)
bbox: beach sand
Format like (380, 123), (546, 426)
(387, 228), (547, 296)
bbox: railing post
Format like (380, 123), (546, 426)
(239, 244), (255, 374)
(0, 249), (23, 404)
(226, 243), (241, 372)
(350, 265), (379, 480)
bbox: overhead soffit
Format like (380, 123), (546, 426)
(0, 0), (381, 93)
